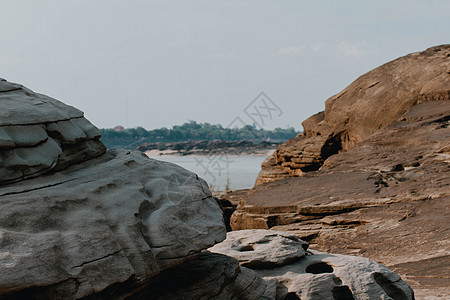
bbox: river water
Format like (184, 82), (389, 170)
(146, 154), (269, 191)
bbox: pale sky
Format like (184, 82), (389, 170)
(1, 0), (449, 130)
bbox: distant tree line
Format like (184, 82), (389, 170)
(99, 121), (299, 149)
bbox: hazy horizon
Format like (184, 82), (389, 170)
(1, 0), (449, 131)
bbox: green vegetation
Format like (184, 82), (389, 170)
(100, 121), (299, 150)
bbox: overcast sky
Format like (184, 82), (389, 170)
(1, 0), (449, 130)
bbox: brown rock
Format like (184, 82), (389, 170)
(256, 44), (450, 185)
(233, 46), (450, 298)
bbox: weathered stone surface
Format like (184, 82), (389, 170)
(209, 229), (308, 268)
(256, 44), (450, 185)
(258, 251), (415, 300)
(229, 45), (450, 298)
(265, 251), (415, 300)
(0, 79), (83, 125)
(0, 149), (226, 299)
(0, 78), (105, 184)
(211, 230), (414, 300)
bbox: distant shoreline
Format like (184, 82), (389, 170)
(137, 140), (279, 157)
(145, 148), (275, 157)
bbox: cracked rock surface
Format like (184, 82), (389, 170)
(230, 100), (449, 299)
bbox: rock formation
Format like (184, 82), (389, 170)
(0, 78), (416, 299)
(211, 230), (414, 300)
(256, 44), (450, 185)
(229, 45), (450, 298)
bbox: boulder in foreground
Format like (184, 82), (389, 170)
(0, 79), (226, 299)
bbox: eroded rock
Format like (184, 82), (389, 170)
(231, 100), (450, 297)
(0, 78), (105, 184)
(211, 230), (415, 300)
(209, 229), (308, 268)
(256, 44), (450, 185)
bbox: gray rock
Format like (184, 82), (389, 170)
(0, 149), (226, 299)
(209, 229), (308, 268)
(257, 251), (415, 300)
(211, 230), (414, 300)
(134, 251), (271, 300)
(0, 78), (105, 184)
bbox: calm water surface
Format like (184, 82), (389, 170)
(147, 155), (269, 190)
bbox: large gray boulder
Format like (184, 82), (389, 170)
(0, 78), (417, 300)
(0, 79), (227, 299)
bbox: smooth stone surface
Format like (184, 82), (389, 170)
(0, 79), (82, 126)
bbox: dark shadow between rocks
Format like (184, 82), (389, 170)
(284, 292), (301, 300)
(332, 285), (355, 300)
(239, 245), (255, 252)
